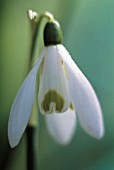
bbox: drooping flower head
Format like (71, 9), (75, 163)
(8, 17), (104, 148)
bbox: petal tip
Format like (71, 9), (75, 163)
(8, 128), (19, 148)
(9, 140), (18, 148)
(86, 122), (105, 140)
(94, 125), (105, 140)
(45, 109), (76, 145)
(55, 136), (73, 146)
(8, 132), (18, 148)
(8, 121), (20, 148)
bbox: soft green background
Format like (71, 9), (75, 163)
(0, 0), (114, 170)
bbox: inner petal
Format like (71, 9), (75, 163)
(38, 46), (70, 114)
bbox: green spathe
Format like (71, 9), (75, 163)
(44, 20), (63, 46)
(41, 89), (64, 113)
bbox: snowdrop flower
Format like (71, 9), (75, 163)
(8, 20), (104, 148)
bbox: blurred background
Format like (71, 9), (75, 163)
(0, 0), (114, 169)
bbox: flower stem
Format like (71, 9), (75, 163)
(26, 10), (54, 170)
(28, 10), (54, 69)
(27, 126), (37, 170)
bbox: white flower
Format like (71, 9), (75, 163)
(8, 44), (104, 148)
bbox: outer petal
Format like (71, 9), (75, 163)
(57, 45), (104, 139)
(8, 50), (45, 148)
(45, 109), (76, 145)
(38, 46), (70, 114)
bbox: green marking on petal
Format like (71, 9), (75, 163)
(41, 89), (64, 113)
(69, 102), (74, 110)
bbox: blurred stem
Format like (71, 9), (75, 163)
(27, 97), (39, 170)
(28, 11), (54, 69)
(26, 11), (54, 170)
(27, 126), (37, 170)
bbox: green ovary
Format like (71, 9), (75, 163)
(41, 89), (64, 113)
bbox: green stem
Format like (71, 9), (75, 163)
(27, 126), (37, 170)
(26, 11), (54, 170)
(29, 11), (54, 69)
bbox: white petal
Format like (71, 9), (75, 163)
(8, 50), (45, 147)
(57, 45), (104, 139)
(38, 46), (70, 114)
(45, 109), (76, 145)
